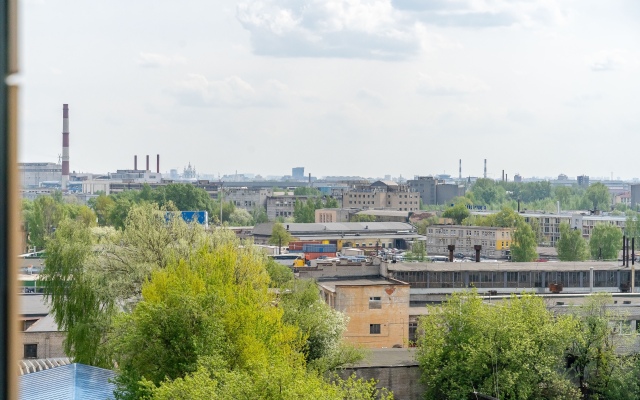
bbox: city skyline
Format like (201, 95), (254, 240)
(18, 0), (640, 179)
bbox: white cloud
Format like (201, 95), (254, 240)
(236, 0), (422, 59)
(136, 52), (186, 68)
(167, 75), (291, 107)
(417, 73), (489, 96)
(392, 0), (567, 28)
(588, 49), (629, 72)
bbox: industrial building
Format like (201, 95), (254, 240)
(425, 225), (513, 259)
(343, 181), (420, 212)
(407, 176), (466, 206)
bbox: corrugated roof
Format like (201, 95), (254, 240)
(19, 363), (116, 400)
(388, 260), (627, 272)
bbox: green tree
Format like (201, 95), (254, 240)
(416, 291), (578, 400)
(228, 208), (254, 226)
(268, 222), (293, 250)
(153, 183), (215, 215)
(252, 207), (268, 224)
(294, 187), (322, 196)
(510, 221), (538, 262)
(265, 259), (294, 287)
(566, 293), (637, 399)
(405, 241), (427, 262)
(557, 222), (589, 261)
(88, 193), (115, 226)
(442, 203), (470, 224)
(470, 178), (506, 205)
(351, 214), (377, 222)
(589, 224), (623, 260)
(584, 182), (611, 211)
(23, 195), (69, 250)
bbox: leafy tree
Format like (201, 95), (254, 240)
(252, 207), (268, 224)
(414, 215), (439, 235)
(88, 193), (115, 226)
(584, 182), (611, 211)
(265, 259), (294, 287)
(325, 196), (340, 208)
(351, 214), (377, 222)
(470, 178), (506, 205)
(42, 203), (206, 367)
(152, 183), (215, 215)
(442, 203), (470, 224)
(228, 208), (254, 226)
(566, 293), (638, 399)
(210, 200), (235, 225)
(294, 197), (339, 223)
(589, 224), (623, 260)
(279, 279), (363, 371)
(294, 187), (322, 196)
(23, 195), (69, 250)
(625, 210), (640, 244)
(510, 221), (538, 262)
(416, 291), (578, 400)
(557, 222), (589, 261)
(405, 241), (427, 261)
(268, 222), (293, 250)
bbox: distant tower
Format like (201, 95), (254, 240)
(61, 104), (70, 190)
(459, 159), (462, 180)
(483, 159), (487, 179)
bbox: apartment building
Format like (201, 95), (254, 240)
(343, 181), (420, 212)
(426, 225), (513, 259)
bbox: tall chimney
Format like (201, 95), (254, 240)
(146, 155), (149, 171)
(61, 104), (70, 190)
(134, 155), (138, 171)
(484, 159), (487, 179)
(502, 170), (504, 182)
(459, 159), (462, 180)
(156, 154), (160, 174)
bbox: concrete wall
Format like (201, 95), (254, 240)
(298, 263), (380, 280)
(336, 285), (410, 348)
(339, 365), (425, 400)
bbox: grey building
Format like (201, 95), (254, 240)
(226, 187), (271, 213)
(631, 184), (640, 209)
(408, 176), (466, 206)
(436, 184), (466, 205)
(19, 163), (62, 189)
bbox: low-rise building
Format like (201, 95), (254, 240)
(317, 277), (410, 348)
(426, 225), (513, 259)
(226, 187), (271, 213)
(343, 181), (420, 212)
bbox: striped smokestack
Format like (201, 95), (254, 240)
(62, 104), (70, 190)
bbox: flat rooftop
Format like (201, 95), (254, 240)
(318, 277), (408, 292)
(388, 260), (629, 272)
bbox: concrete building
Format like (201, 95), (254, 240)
(266, 195), (311, 220)
(19, 163), (62, 189)
(317, 277), (410, 348)
(577, 175), (590, 187)
(343, 181), (420, 212)
(292, 167), (305, 180)
(471, 210), (627, 247)
(20, 295), (65, 360)
(632, 184), (640, 209)
(315, 208), (353, 223)
(353, 209), (410, 223)
(426, 225), (513, 259)
(252, 222), (422, 250)
(408, 176), (466, 206)
(226, 187), (271, 213)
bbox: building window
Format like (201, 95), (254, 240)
(24, 344), (37, 359)
(370, 324), (381, 334)
(369, 296), (382, 309)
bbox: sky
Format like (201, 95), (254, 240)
(17, 0), (640, 180)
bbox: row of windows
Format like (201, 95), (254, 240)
(392, 270), (638, 289)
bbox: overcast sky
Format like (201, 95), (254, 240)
(18, 0), (640, 180)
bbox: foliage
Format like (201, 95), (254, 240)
(470, 178), (506, 205)
(23, 194), (97, 250)
(510, 221), (538, 262)
(442, 203), (470, 225)
(279, 279), (363, 371)
(294, 197), (339, 223)
(268, 222), (293, 248)
(252, 207), (269, 224)
(557, 222), (589, 261)
(294, 187), (322, 196)
(42, 203), (206, 367)
(589, 224), (623, 260)
(228, 208), (254, 226)
(351, 214), (377, 222)
(265, 259), (294, 287)
(416, 291), (578, 400)
(414, 215), (439, 235)
(566, 293), (639, 399)
(585, 183), (611, 211)
(405, 241), (427, 262)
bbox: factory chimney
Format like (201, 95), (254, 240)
(61, 104), (70, 190)
(483, 159), (487, 179)
(146, 155), (149, 171)
(134, 155), (138, 171)
(459, 159), (462, 180)
(157, 154), (160, 174)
